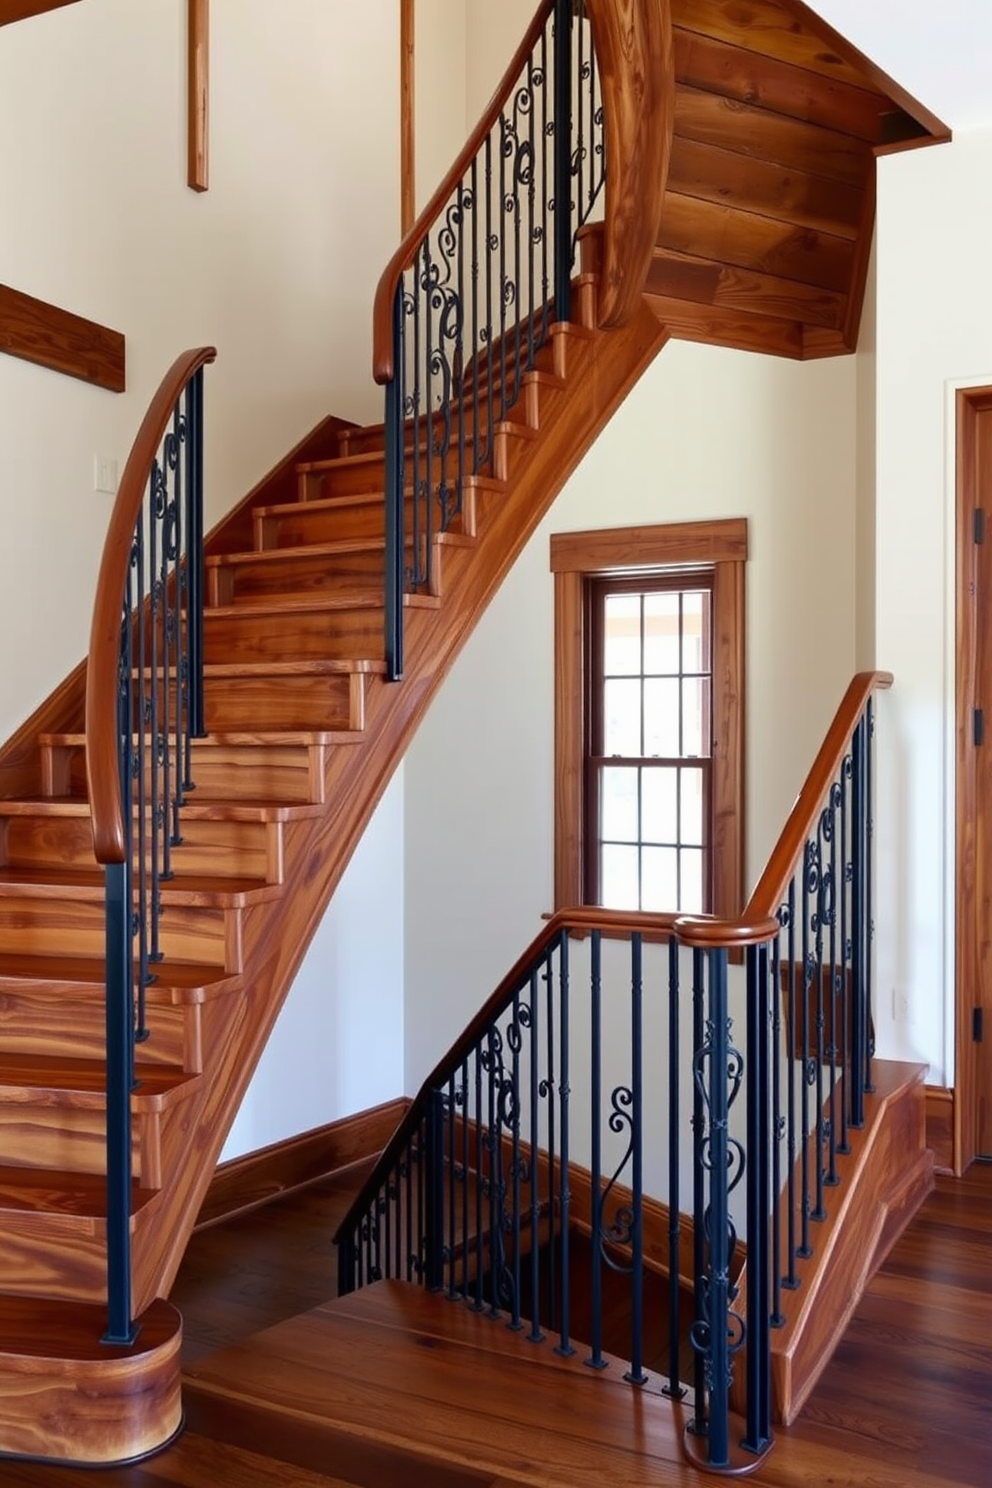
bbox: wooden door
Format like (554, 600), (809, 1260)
(956, 387), (992, 1164)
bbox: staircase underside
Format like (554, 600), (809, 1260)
(648, 0), (949, 359)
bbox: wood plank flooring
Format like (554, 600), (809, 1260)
(3, 1161), (991, 1486)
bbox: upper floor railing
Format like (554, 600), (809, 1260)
(334, 671), (890, 1473)
(86, 346), (215, 1342)
(373, 0), (605, 681)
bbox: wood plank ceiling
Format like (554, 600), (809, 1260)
(649, 0), (950, 358)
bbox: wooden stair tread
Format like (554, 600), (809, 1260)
(41, 728), (359, 748)
(0, 794), (329, 822)
(184, 1280), (686, 1488)
(201, 658), (386, 677)
(0, 951), (237, 999)
(254, 493), (386, 521)
(206, 537), (389, 568)
(0, 1164), (158, 1219)
(0, 1294), (179, 1362)
(0, 865), (279, 907)
(205, 591), (384, 618)
(0, 1052), (199, 1107)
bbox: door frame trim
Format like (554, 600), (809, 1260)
(953, 383), (992, 1172)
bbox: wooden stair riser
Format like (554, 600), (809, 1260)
(0, 1213), (113, 1304)
(40, 735), (331, 806)
(0, 897), (241, 970)
(0, 1102), (155, 1185)
(257, 491), (416, 549)
(208, 543), (393, 606)
(0, 987), (197, 1070)
(178, 670), (364, 734)
(2, 811), (286, 884)
(202, 604), (386, 666)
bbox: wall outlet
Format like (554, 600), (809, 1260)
(93, 454), (119, 494)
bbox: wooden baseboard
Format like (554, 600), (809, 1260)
(194, 1097), (410, 1231)
(926, 1084), (955, 1173)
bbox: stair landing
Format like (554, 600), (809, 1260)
(183, 1281), (693, 1488)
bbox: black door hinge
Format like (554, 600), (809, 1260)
(975, 708), (985, 746)
(975, 508), (986, 544)
(974, 1007), (984, 1043)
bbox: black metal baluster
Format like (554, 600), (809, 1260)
(135, 501), (150, 1036)
(839, 756), (851, 1155)
(784, 879), (799, 1289)
(625, 933), (646, 1387)
(102, 855), (136, 1346)
(770, 924), (785, 1326)
(461, 1055), (470, 1302)
(455, 182), (466, 526)
(526, 53), (537, 368)
(186, 367), (206, 742)
(528, 966), (543, 1343)
(498, 111), (509, 425)
(826, 788), (840, 1189)
(665, 934), (685, 1398)
(148, 455), (162, 972)
(470, 158), (480, 474)
(474, 1043), (484, 1311)
(487, 1026), (500, 1318)
(411, 256), (423, 597)
(799, 850), (812, 1258)
(426, 1090), (444, 1291)
(545, 944), (557, 1333)
(484, 134), (495, 471)
(705, 947), (731, 1470)
(506, 990), (521, 1329)
(553, 0), (572, 323)
(743, 943), (773, 1456)
(690, 946), (706, 1436)
(555, 932), (573, 1356)
(851, 718), (867, 1128)
(587, 929), (604, 1370)
(405, 1139), (414, 1281)
(540, 26), (550, 345)
(447, 1073), (457, 1298)
(385, 285), (405, 681)
(813, 825), (827, 1224)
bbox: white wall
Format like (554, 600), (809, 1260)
(0, 0), (409, 1157)
(404, 343), (859, 1088)
(873, 126), (992, 1086)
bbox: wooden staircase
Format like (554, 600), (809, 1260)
(0, 271), (668, 1464)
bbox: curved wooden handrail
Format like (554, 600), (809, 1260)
(585, 0), (673, 328)
(86, 346), (217, 865)
(372, 0), (554, 386)
(745, 670), (893, 922)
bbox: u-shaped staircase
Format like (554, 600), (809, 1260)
(0, 0), (950, 1465)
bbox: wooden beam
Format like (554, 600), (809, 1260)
(0, 0), (79, 23)
(188, 0), (209, 192)
(0, 283), (124, 391)
(400, 0), (415, 234)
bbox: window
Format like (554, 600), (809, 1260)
(551, 519), (746, 919)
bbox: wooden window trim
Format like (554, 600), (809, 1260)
(552, 518), (746, 917)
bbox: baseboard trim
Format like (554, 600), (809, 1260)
(194, 1097), (411, 1231)
(926, 1084), (955, 1174)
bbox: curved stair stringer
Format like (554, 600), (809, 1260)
(128, 297), (671, 1316)
(730, 1057), (935, 1428)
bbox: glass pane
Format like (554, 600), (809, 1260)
(643, 677), (679, 758)
(680, 767), (705, 846)
(642, 767), (677, 846)
(642, 845), (678, 911)
(601, 766), (638, 843)
(604, 593), (641, 676)
(681, 677), (710, 758)
(604, 678), (641, 757)
(602, 843), (639, 910)
(680, 847), (704, 913)
(643, 591), (680, 675)
(682, 590), (710, 674)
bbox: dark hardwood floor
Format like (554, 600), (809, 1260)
(3, 1160), (991, 1485)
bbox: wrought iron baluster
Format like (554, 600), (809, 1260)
(447, 1073), (457, 1298)
(665, 935), (685, 1399)
(850, 718), (867, 1128)
(510, 987), (523, 1331)
(528, 965), (544, 1343)
(866, 699), (876, 1096)
(586, 929), (604, 1370)
(770, 924), (785, 1326)
(555, 932), (573, 1356)
(799, 848), (813, 1258)
(690, 946), (706, 1432)
(553, 0), (572, 322)
(783, 879), (799, 1289)
(624, 933), (646, 1387)
(839, 755), (852, 1155)
(743, 942), (773, 1456)
(474, 1042), (484, 1311)
(544, 943), (557, 1333)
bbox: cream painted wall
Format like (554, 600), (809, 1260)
(0, 0), (408, 1158)
(404, 343), (859, 1087)
(414, 0), (467, 216)
(873, 126), (992, 1087)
